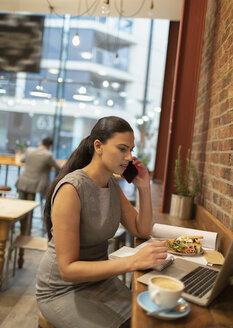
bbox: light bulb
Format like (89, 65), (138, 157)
(101, 0), (110, 15)
(107, 99), (114, 106)
(114, 52), (119, 65)
(103, 80), (109, 88)
(78, 86), (87, 94)
(148, 1), (155, 16)
(72, 33), (80, 46)
(137, 118), (144, 125)
(36, 85), (43, 91)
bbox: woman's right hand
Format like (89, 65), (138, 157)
(131, 241), (167, 271)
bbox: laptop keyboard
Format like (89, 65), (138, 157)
(181, 266), (218, 298)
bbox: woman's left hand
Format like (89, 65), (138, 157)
(131, 157), (150, 189)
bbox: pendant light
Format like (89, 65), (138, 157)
(29, 6), (54, 99)
(72, 0), (82, 47)
(101, 0), (110, 15)
(72, 33), (80, 46)
(148, 0), (155, 16)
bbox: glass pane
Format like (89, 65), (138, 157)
(0, 13), (169, 172)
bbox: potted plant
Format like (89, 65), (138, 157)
(15, 140), (27, 164)
(170, 145), (200, 219)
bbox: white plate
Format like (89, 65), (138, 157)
(167, 247), (204, 256)
(137, 291), (190, 320)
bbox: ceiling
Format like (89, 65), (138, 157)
(0, 0), (183, 21)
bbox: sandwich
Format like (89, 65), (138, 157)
(166, 235), (203, 255)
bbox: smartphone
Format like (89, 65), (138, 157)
(122, 161), (139, 183)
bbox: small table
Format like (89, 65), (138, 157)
(131, 208), (233, 327)
(0, 198), (39, 288)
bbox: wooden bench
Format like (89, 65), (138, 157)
(194, 205), (233, 256)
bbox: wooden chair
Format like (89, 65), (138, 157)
(5, 235), (48, 288)
(38, 312), (56, 328)
(111, 225), (127, 250)
(108, 225), (129, 284)
(0, 185), (11, 193)
(0, 185), (18, 198)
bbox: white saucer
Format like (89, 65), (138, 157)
(137, 291), (190, 320)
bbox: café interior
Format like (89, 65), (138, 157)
(0, 0), (232, 327)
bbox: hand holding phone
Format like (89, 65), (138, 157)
(122, 161), (139, 183)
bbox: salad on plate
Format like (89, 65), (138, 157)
(166, 235), (203, 255)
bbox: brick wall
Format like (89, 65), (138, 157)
(192, 0), (233, 231)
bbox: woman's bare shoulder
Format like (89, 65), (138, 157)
(54, 183), (80, 203)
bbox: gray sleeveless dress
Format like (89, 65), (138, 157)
(36, 170), (131, 328)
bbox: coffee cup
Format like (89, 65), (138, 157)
(148, 275), (184, 309)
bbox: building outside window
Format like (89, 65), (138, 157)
(0, 13), (169, 171)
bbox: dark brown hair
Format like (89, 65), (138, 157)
(42, 137), (53, 147)
(44, 116), (133, 239)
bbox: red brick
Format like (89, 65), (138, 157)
(191, 0), (232, 231)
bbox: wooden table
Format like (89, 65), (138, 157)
(0, 155), (23, 185)
(0, 155), (24, 166)
(0, 155), (65, 167)
(0, 198), (39, 288)
(0, 154), (65, 185)
(131, 206), (233, 328)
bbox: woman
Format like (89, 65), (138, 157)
(36, 116), (167, 328)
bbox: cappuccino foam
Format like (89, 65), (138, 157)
(152, 277), (181, 290)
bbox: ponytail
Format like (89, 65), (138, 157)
(44, 136), (93, 239)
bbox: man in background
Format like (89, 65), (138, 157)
(16, 137), (61, 234)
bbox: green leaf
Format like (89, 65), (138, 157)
(173, 145), (200, 197)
